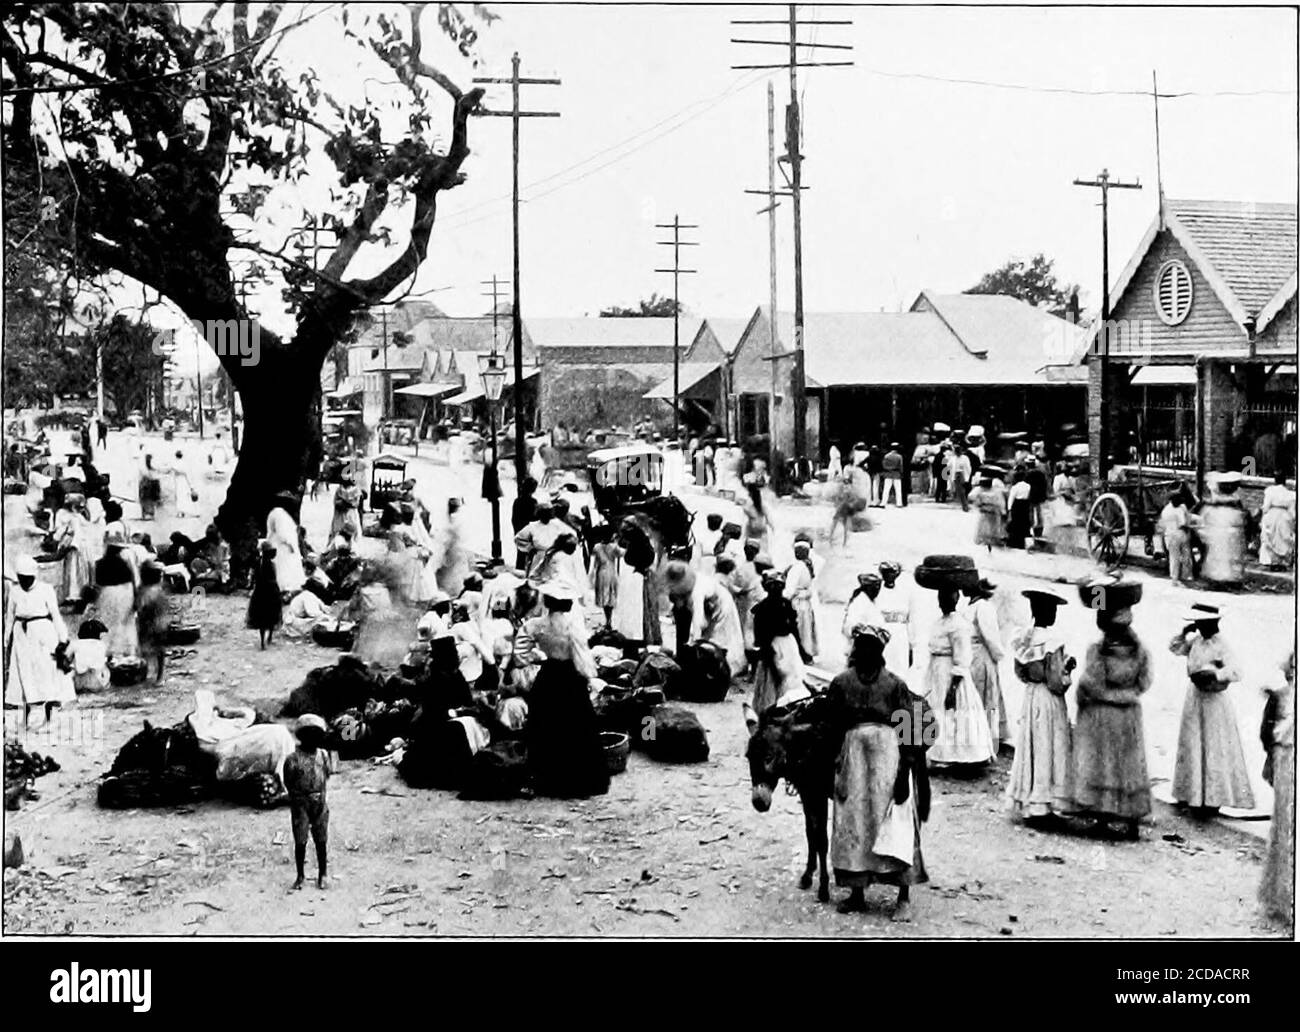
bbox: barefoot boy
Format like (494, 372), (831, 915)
(285, 714), (333, 890)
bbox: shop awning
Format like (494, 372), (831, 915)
(444, 385), (484, 406)
(1131, 366), (1196, 386)
(326, 377), (363, 399)
(644, 362), (721, 400)
(394, 382), (459, 398)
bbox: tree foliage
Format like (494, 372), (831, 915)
(2, 1), (493, 543)
(600, 292), (682, 318)
(965, 254), (1079, 317)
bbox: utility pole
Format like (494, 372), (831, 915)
(481, 275), (510, 564)
(1074, 169), (1141, 478)
(732, 5), (853, 470)
(655, 216), (699, 441)
(744, 81), (791, 457)
(473, 55), (560, 480)
(378, 306), (392, 421)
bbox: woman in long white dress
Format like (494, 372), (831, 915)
(784, 540), (820, 662)
(52, 501), (92, 606)
(964, 579), (1009, 752)
(265, 498), (305, 596)
(923, 586), (994, 766)
(5, 556), (75, 724)
(1259, 472), (1296, 569)
(877, 561), (921, 678)
(688, 569), (747, 677)
(94, 529), (139, 658)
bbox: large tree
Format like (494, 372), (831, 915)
(600, 292), (682, 318)
(965, 253), (1079, 318)
(2, 2), (491, 557)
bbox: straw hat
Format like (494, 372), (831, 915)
(296, 714), (327, 734)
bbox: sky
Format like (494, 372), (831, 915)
(133, 2), (1300, 370)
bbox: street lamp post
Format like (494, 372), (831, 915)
(480, 351), (508, 566)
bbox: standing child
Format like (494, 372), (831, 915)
(1158, 488), (1195, 586)
(135, 561), (171, 685)
(1169, 603), (1255, 817)
(284, 714), (333, 890)
(1006, 590), (1076, 825)
(68, 618), (111, 692)
(588, 525), (620, 630)
(247, 541), (283, 649)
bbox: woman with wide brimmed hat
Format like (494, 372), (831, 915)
(1071, 577), (1152, 838)
(1007, 589), (1076, 824)
(1168, 603), (1255, 816)
(962, 577), (1009, 751)
(4, 555), (75, 724)
(827, 624), (932, 921)
(94, 528), (140, 659)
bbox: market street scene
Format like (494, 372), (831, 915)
(1, 3), (1295, 940)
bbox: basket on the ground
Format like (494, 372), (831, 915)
(165, 624), (201, 646)
(601, 731), (630, 775)
(914, 554), (980, 592)
(108, 657), (148, 687)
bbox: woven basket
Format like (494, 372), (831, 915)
(914, 554), (980, 591)
(601, 731), (630, 775)
(1076, 577), (1143, 611)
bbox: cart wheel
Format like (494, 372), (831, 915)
(1086, 492), (1130, 571)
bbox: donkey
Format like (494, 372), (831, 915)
(745, 693), (840, 903)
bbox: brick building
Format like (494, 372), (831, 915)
(1085, 199), (1297, 490)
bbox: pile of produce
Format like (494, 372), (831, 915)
(5, 738), (61, 811)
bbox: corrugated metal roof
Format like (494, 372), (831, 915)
(529, 317), (703, 349)
(644, 362), (723, 399)
(1167, 199), (1297, 316)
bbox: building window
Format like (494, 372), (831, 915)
(1153, 259), (1193, 326)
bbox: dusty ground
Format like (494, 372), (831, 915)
(3, 431), (1292, 937)
(2, 589), (1287, 938)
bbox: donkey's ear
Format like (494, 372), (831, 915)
(143, 720), (153, 731)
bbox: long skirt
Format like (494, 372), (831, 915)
(642, 568), (662, 646)
(611, 564), (645, 641)
(1072, 702), (1151, 819)
(526, 659), (610, 799)
(138, 474), (161, 518)
(1006, 498), (1032, 548)
(1171, 685), (1256, 809)
(593, 562), (619, 609)
(881, 619), (910, 678)
(974, 508), (1005, 548)
(751, 634), (805, 716)
(832, 724), (927, 888)
(61, 546), (91, 604)
(96, 582), (139, 658)
(968, 642), (1007, 751)
(329, 507), (362, 542)
(925, 655), (994, 765)
(5, 620), (75, 707)
(792, 596), (819, 661)
(1006, 683), (1073, 818)
(1259, 508), (1295, 568)
(1259, 741), (1295, 923)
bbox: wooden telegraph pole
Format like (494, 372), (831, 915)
(655, 216), (699, 441)
(1073, 169), (1141, 478)
(744, 81), (790, 457)
(473, 55), (560, 480)
(733, 5), (853, 471)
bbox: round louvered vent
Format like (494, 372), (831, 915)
(1153, 259), (1193, 326)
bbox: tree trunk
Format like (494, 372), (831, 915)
(215, 351), (324, 580)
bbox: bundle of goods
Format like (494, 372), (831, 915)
(164, 624), (202, 646)
(109, 656), (149, 687)
(589, 627), (634, 657)
(98, 767), (216, 809)
(280, 654), (384, 720)
(1075, 575), (1143, 611)
(633, 651), (683, 696)
(397, 718), (478, 790)
(672, 642), (731, 704)
(229, 771), (288, 809)
(640, 704), (710, 764)
(312, 620), (357, 650)
(3, 477), (26, 495)
(100, 719), (217, 809)
(913, 554), (981, 592)
(5, 738), (61, 811)
(329, 698), (419, 762)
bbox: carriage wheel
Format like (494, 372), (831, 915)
(1087, 492), (1130, 570)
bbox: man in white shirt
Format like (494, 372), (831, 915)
(948, 448), (972, 512)
(513, 503), (563, 583)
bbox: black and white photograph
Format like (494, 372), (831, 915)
(0, 0), (1295, 964)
